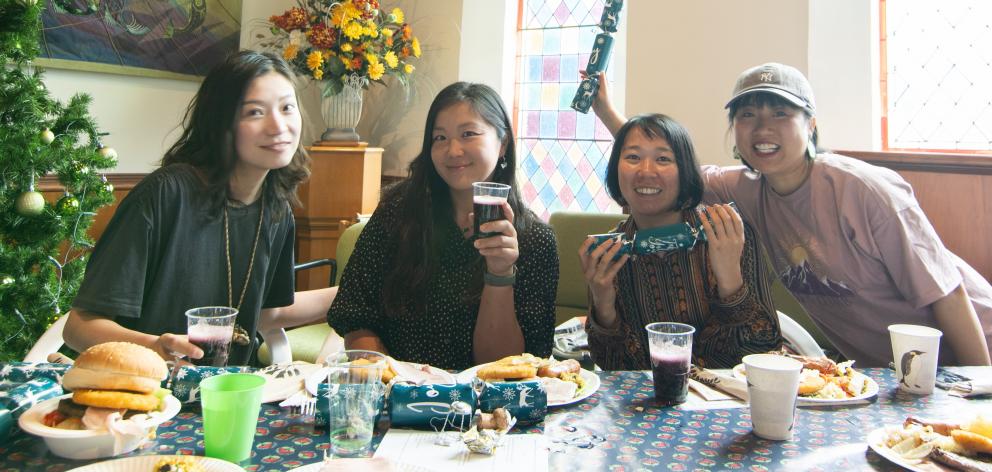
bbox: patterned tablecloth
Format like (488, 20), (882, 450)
(0, 367), (989, 471)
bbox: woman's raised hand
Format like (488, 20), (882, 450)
(698, 204), (745, 299)
(473, 200), (519, 277)
(578, 236), (629, 317)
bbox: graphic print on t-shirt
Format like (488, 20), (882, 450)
(779, 244), (854, 297)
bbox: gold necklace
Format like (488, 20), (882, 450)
(224, 198), (265, 311)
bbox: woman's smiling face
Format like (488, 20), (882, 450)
(732, 99), (815, 178)
(617, 127), (682, 228)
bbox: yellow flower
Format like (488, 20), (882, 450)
(343, 21), (364, 40)
(404, 63), (414, 74)
(340, 42), (353, 52)
(365, 53), (379, 64)
(341, 56), (352, 70)
(306, 50), (323, 71)
(365, 21), (379, 38)
(368, 61), (385, 80)
(331, 2), (361, 27)
(391, 8), (404, 24)
(411, 37), (421, 57)
(313, 68), (324, 80)
(384, 51), (398, 68)
(382, 28), (393, 38)
(283, 44), (299, 61)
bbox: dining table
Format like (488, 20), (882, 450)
(0, 366), (989, 471)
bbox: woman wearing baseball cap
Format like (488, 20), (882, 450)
(587, 65), (991, 367)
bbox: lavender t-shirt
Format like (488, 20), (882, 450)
(702, 154), (992, 366)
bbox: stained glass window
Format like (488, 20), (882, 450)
(884, 0), (992, 151)
(515, 0), (622, 221)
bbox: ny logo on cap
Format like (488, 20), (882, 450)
(760, 72), (774, 82)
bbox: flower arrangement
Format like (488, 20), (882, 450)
(263, 0), (421, 97)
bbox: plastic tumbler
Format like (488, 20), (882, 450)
(645, 322), (695, 405)
(200, 373), (266, 464)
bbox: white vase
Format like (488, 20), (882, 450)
(319, 76), (364, 142)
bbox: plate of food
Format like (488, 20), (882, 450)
(867, 415), (992, 472)
(456, 354), (600, 407)
(18, 341), (180, 460)
(733, 354), (878, 404)
(66, 454), (242, 472)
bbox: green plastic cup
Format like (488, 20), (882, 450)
(200, 373), (266, 464)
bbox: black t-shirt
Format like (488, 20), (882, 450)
(73, 164), (295, 365)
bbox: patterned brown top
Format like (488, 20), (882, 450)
(585, 209), (782, 370)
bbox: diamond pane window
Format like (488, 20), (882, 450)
(515, 0), (622, 221)
(884, 0), (992, 151)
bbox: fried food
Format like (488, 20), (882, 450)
(797, 370), (828, 395)
(153, 456), (206, 472)
(951, 429), (992, 455)
(537, 359), (580, 378)
(72, 388), (161, 412)
(477, 363), (537, 381)
(349, 357), (395, 383)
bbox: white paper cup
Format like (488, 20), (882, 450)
(743, 354), (803, 441)
(888, 324), (942, 394)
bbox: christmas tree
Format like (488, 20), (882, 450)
(0, 0), (116, 361)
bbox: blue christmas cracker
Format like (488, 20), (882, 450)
(571, 0), (624, 113)
(587, 203), (739, 255)
(169, 365), (250, 403)
(0, 378), (63, 442)
(388, 382), (477, 429)
(478, 380), (547, 426)
(0, 362), (70, 384)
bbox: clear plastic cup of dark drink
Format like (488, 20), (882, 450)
(645, 322), (695, 406)
(185, 307), (237, 367)
(472, 182), (511, 239)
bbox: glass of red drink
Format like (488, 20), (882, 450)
(645, 322), (695, 406)
(185, 306), (238, 367)
(471, 182), (511, 239)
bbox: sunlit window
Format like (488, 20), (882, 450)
(883, 0), (992, 152)
(515, 0), (622, 220)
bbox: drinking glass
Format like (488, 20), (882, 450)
(200, 373), (266, 464)
(645, 322), (695, 406)
(186, 306), (237, 367)
(325, 350), (386, 458)
(472, 182), (511, 238)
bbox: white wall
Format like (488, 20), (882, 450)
(43, 0), (879, 173)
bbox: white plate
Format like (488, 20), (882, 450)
(294, 458), (435, 472)
(732, 364), (879, 404)
(18, 394), (181, 460)
(865, 427), (934, 472)
(66, 455), (241, 472)
(456, 364), (600, 407)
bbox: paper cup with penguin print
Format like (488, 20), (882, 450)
(888, 324), (941, 394)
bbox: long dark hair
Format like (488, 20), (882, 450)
(381, 82), (534, 316)
(161, 50), (310, 217)
(605, 113), (703, 211)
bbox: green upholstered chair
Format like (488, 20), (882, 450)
(548, 211), (628, 326)
(257, 220), (367, 365)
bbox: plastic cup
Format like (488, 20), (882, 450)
(472, 182), (511, 238)
(200, 373), (266, 464)
(888, 324), (942, 394)
(325, 350), (386, 458)
(645, 322), (695, 406)
(186, 307), (237, 367)
(743, 354), (803, 441)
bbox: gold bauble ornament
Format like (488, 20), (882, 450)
(40, 128), (55, 144)
(15, 190), (45, 216)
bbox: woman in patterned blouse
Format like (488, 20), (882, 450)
(580, 114), (782, 369)
(327, 82), (558, 370)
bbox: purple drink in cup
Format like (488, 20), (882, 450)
(651, 351), (691, 405)
(645, 322), (695, 406)
(186, 307), (237, 367)
(189, 324), (235, 367)
(472, 182), (510, 239)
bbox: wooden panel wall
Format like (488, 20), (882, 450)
(839, 151), (992, 281)
(38, 174), (144, 242)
